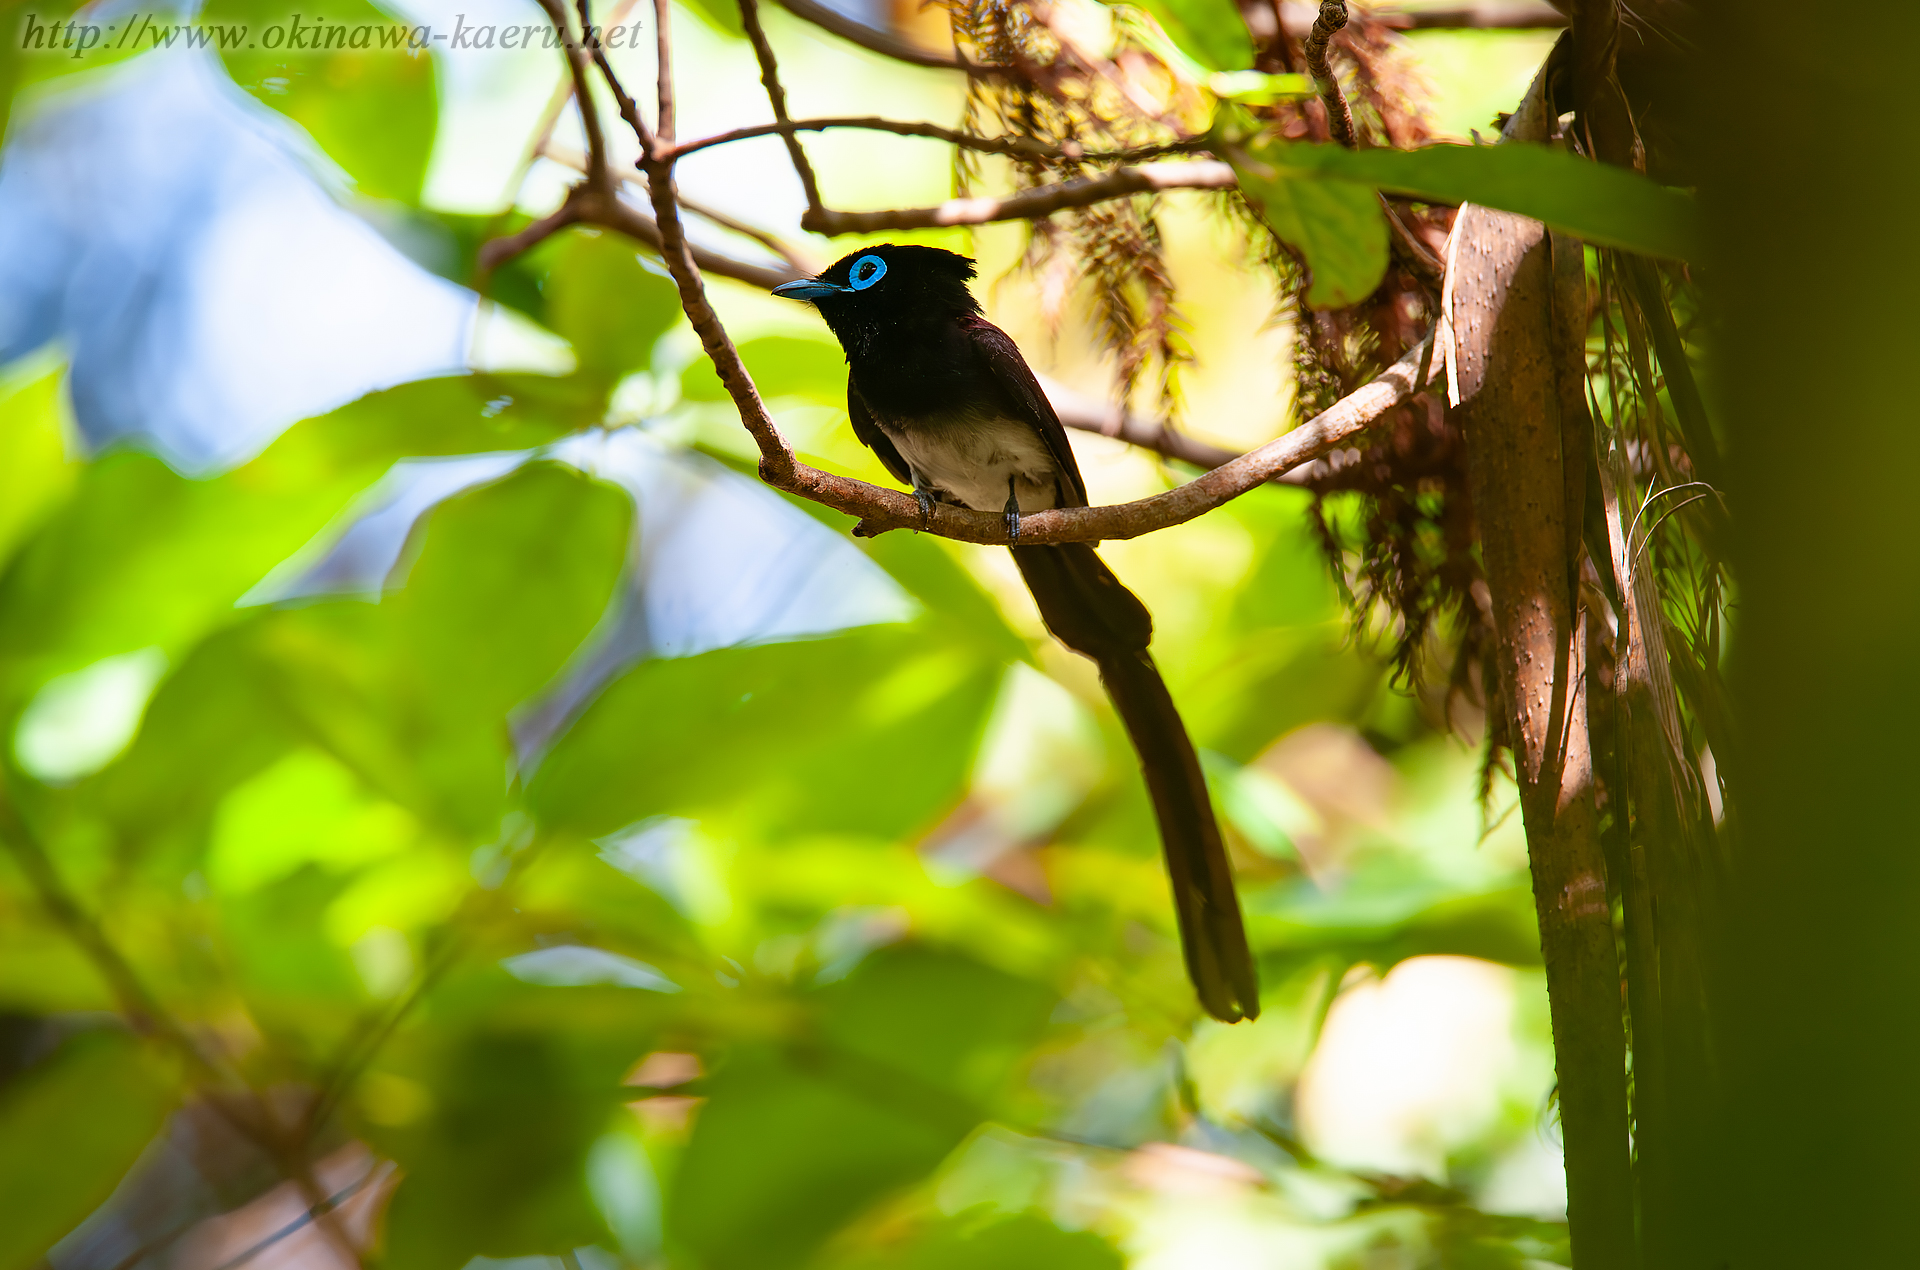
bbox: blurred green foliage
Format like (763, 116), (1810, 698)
(0, 9), (1581, 1270)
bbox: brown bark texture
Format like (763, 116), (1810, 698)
(1445, 64), (1637, 1269)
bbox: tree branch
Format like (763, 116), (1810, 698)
(533, 0), (612, 189)
(668, 115), (1205, 164)
(1327, 1), (1566, 32)
(570, 1), (1430, 545)
(1303, 0), (1358, 150)
(738, 0), (823, 212)
(1041, 375), (1314, 486)
(586, 186), (803, 288)
(652, 0), (676, 144)
(800, 160), (1236, 234)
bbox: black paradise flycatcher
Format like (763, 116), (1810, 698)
(773, 244), (1259, 1022)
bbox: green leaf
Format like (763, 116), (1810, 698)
(670, 1045), (962, 1270)
(0, 374), (595, 736)
(671, 949), (1052, 1270)
(839, 1212), (1125, 1270)
(679, 0), (745, 37)
(379, 1030), (617, 1269)
(1132, 0), (1251, 72)
(1231, 134), (1701, 262)
(0, 1028), (177, 1270)
(259, 462), (632, 836)
(546, 229), (684, 396)
(1249, 865), (1543, 971)
(206, 749), (419, 893)
(389, 210), (553, 322)
(816, 946), (1055, 1101)
(681, 335), (845, 404)
(3, 4), (151, 129)
(206, 0), (438, 202)
(529, 625), (1000, 841)
(0, 358), (78, 575)
(85, 619), (296, 860)
(1233, 165), (1389, 308)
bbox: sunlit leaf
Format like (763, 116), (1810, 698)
(529, 625), (1000, 841)
(1232, 166), (1389, 308)
(258, 461), (631, 835)
(837, 1211), (1125, 1270)
(0, 374), (596, 730)
(1231, 133), (1701, 261)
(1132, 0), (1251, 72)
(546, 229), (683, 396)
(207, 0), (437, 202)
(0, 357), (77, 573)
(682, 335), (846, 405)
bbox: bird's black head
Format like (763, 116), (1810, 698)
(771, 245), (981, 345)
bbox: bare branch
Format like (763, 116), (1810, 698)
(539, 141), (824, 273)
(653, 0), (676, 145)
(679, 191), (826, 274)
(533, 0), (612, 188)
(530, 0), (1429, 541)
(476, 180), (802, 290)
(669, 115), (1205, 163)
(844, 333), (1436, 543)
(1293, 0), (1566, 33)
(585, 186), (804, 288)
(801, 160), (1237, 234)
(738, 0), (823, 212)
(1303, 0), (1359, 150)
(476, 195), (582, 274)
(641, 156), (1436, 546)
(207, 1164), (389, 1270)
(1042, 375), (1310, 487)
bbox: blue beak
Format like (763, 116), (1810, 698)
(771, 278), (847, 300)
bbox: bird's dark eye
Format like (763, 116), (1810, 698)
(848, 255), (887, 291)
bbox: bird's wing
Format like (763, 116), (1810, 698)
(961, 315), (1089, 509)
(848, 380), (914, 486)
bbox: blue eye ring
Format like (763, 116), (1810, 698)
(848, 254), (887, 290)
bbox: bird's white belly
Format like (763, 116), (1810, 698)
(881, 415), (1063, 513)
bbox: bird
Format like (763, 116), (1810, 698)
(773, 244), (1259, 1022)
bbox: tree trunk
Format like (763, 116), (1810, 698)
(1444, 57), (1639, 1269)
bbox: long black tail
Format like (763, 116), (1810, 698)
(1012, 542), (1259, 1022)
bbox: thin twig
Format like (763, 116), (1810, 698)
(587, 0), (1430, 543)
(678, 191), (824, 273)
(208, 1164), (388, 1270)
(478, 179), (802, 289)
(539, 142), (823, 272)
(653, 0), (675, 146)
(1042, 376), (1309, 486)
(1319, 1), (1565, 33)
(1302, 0), (1358, 151)
(800, 160), (1236, 234)
(737, 0), (823, 212)
(668, 115), (1206, 163)
(476, 195), (583, 274)
(1626, 479), (1719, 552)
(534, 0), (611, 188)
